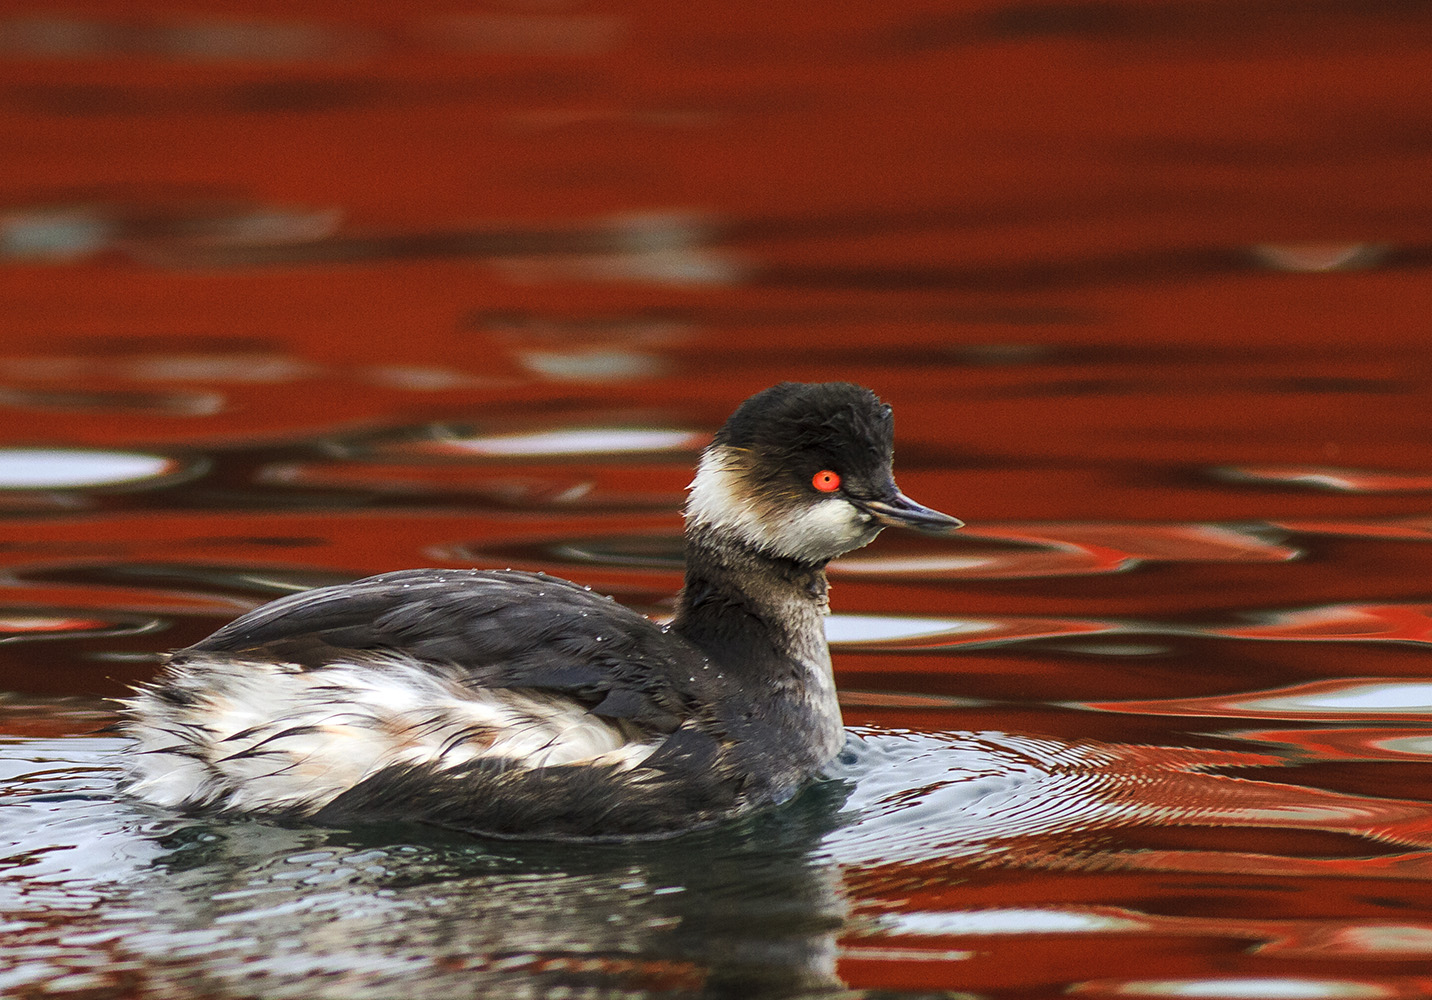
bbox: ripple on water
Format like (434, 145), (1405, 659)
(1219, 465), (1432, 494)
(1097, 679), (1432, 722)
(829, 726), (1432, 868)
(1217, 603), (1432, 644)
(6, 716), (1432, 997)
(1069, 976), (1402, 998)
(0, 731), (844, 998)
(460, 521), (1300, 582)
(825, 612), (1119, 649)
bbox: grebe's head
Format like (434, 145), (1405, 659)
(685, 382), (962, 565)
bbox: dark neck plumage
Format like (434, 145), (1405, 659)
(672, 526), (830, 675)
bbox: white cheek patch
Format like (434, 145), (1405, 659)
(119, 655), (657, 816)
(685, 446), (878, 563)
(776, 496), (874, 564)
(684, 447), (760, 537)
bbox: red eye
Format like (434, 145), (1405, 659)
(812, 470), (841, 492)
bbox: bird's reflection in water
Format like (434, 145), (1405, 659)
(124, 779), (855, 999)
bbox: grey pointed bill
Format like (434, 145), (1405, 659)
(859, 492), (963, 534)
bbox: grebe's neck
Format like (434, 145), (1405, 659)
(672, 524), (844, 766)
(673, 444), (835, 670)
(672, 525), (830, 676)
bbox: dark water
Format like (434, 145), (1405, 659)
(5, 3), (1432, 997)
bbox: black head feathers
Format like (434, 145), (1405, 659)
(712, 382), (896, 493)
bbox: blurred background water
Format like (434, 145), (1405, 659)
(4, 2), (1432, 997)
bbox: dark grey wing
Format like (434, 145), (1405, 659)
(179, 568), (701, 731)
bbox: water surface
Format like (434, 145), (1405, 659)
(4, 2), (1432, 997)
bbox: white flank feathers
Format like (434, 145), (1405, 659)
(120, 654), (656, 816)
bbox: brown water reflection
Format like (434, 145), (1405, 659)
(5, 0), (1432, 997)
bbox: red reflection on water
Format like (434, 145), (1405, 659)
(1069, 975), (1427, 999)
(1221, 603), (1432, 644)
(1117, 847), (1432, 883)
(0, 612), (114, 634)
(1279, 517), (1432, 541)
(0, 696), (112, 738)
(833, 722), (1432, 867)
(1229, 466), (1432, 494)
(829, 613), (1116, 651)
(832, 721), (1432, 993)
(845, 899), (1432, 997)
(4, 0), (1432, 995)
(1235, 726), (1432, 762)
(257, 461), (685, 511)
(1093, 678), (1432, 722)
(839, 522), (1298, 579)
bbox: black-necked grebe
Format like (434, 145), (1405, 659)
(121, 382), (961, 839)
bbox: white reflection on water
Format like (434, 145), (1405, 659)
(516, 346), (668, 382)
(1250, 243), (1389, 272)
(823, 613), (994, 644)
(0, 448), (179, 489)
(1373, 735), (1432, 756)
(1307, 925), (1432, 955)
(878, 906), (1142, 936)
(444, 428), (702, 457)
(1087, 977), (1393, 999)
(121, 354), (319, 383)
(830, 553), (999, 574)
(823, 610), (1120, 650)
(0, 209), (111, 260)
(1218, 465), (1432, 494)
(1104, 679), (1432, 721)
(493, 214), (743, 287)
(1247, 682), (1432, 714)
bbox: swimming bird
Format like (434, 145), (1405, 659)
(120, 382), (961, 839)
